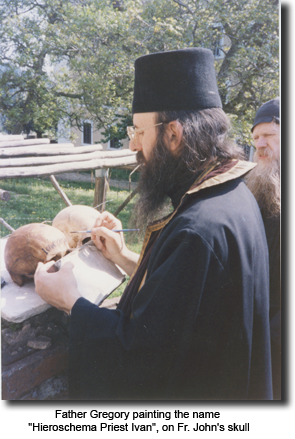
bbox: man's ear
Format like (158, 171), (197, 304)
(166, 120), (183, 154)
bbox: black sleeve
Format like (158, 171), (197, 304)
(68, 229), (224, 400)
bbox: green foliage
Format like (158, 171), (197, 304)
(108, 166), (140, 182)
(0, 0), (75, 136)
(158, 0), (279, 144)
(101, 114), (133, 148)
(0, 0), (279, 145)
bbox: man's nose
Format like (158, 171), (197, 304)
(255, 136), (267, 149)
(129, 139), (142, 152)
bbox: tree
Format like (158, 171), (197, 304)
(0, 0), (279, 145)
(168, 0), (279, 143)
(0, 0), (78, 136)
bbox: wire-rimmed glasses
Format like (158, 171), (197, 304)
(126, 123), (163, 145)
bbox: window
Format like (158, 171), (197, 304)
(108, 137), (122, 149)
(83, 122), (92, 144)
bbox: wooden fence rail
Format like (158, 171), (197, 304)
(0, 134), (138, 210)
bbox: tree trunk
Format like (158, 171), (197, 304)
(11, 122), (24, 135)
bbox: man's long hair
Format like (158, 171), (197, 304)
(156, 108), (244, 170)
(133, 108), (244, 229)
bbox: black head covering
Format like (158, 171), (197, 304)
(252, 97), (280, 132)
(132, 48), (222, 114)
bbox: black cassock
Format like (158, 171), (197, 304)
(69, 160), (273, 400)
(262, 210), (281, 400)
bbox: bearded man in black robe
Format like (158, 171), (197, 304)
(35, 48), (273, 400)
(246, 97), (281, 399)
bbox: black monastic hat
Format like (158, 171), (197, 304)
(251, 97), (280, 132)
(132, 48), (222, 114)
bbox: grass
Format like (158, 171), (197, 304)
(80, 167), (140, 183)
(0, 176), (143, 298)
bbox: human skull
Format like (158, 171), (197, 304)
(4, 223), (70, 286)
(52, 205), (101, 249)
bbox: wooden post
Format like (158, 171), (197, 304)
(0, 189), (11, 201)
(0, 217), (15, 232)
(93, 168), (109, 212)
(49, 175), (72, 206)
(113, 188), (138, 217)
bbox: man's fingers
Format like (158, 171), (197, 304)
(92, 226), (117, 241)
(35, 261), (44, 274)
(47, 262), (59, 273)
(99, 211), (122, 229)
(35, 260), (55, 274)
(92, 225), (104, 235)
(91, 227), (108, 248)
(100, 211), (116, 222)
(60, 261), (74, 274)
(91, 226), (124, 257)
(93, 216), (103, 227)
(35, 260), (64, 279)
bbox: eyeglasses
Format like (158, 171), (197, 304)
(127, 123), (163, 145)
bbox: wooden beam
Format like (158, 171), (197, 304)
(0, 135), (24, 142)
(0, 217), (15, 232)
(0, 143), (103, 157)
(113, 188), (138, 217)
(0, 138), (50, 148)
(1, 143), (74, 157)
(0, 155), (137, 179)
(50, 175), (72, 206)
(0, 149), (136, 167)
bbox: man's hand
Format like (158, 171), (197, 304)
(91, 211), (125, 262)
(34, 261), (81, 315)
(91, 211), (140, 276)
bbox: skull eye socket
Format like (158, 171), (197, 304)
(49, 249), (72, 262)
(50, 254), (62, 262)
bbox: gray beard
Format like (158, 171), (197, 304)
(245, 155), (280, 217)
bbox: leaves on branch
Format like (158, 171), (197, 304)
(0, 0), (279, 145)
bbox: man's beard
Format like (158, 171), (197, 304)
(131, 135), (194, 230)
(246, 149), (280, 217)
